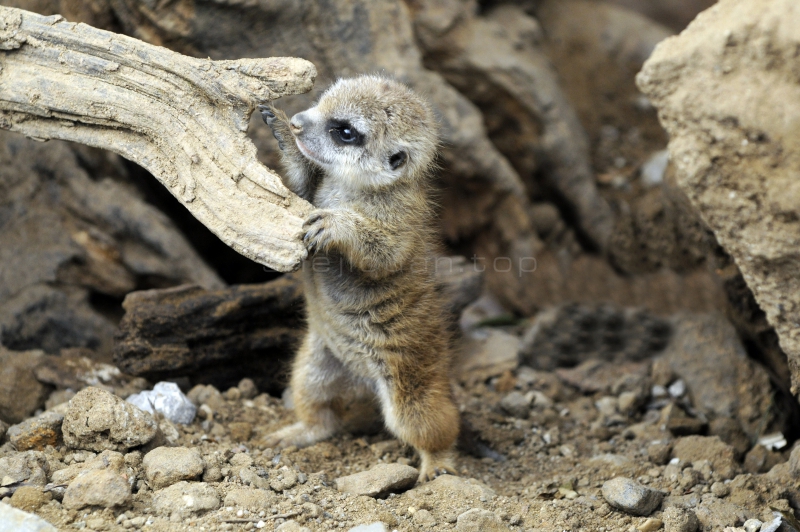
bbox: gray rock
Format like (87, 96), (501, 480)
(602, 477), (664, 516)
(348, 523), (389, 532)
(499, 391), (530, 419)
(127, 381), (197, 425)
(459, 329), (520, 382)
(6, 411), (64, 451)
(456, 509), (510, 532)
(62, 387), (158, 452)
(0, 502), (58, 532)
(662, 506), (699, 532)
(0, 347), (48, 424)
(0, 451), (49, 487)
(335, 464), (419, 498)
(62, 469), (131, 509)
(143, 446), (203, 489)
(152, 481), (220, 520)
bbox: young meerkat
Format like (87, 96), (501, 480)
(258, 75), (459, 481)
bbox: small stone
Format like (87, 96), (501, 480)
(647, 441), (672, 465)
(456, 508), (510, 531)
(414, 509), (436, 525)
(62, 387), (158, 452)
(0, 451), (49, 487)
(224, 387), (242, 401)
(662, 507), (699, 532)
(347, 523), (388, 532)
(270, 466), (298, 492)
(710, 481), (730, 498)
(6, 412), (64, 451)
(127, 381), (197, 424)
(62, 469), (131, 509)
(51, 450), (124, 485)
(743, 444), (782, 474)
(8, 486), (52, 512)
(238, 379), (258, 399)
(152, 481), (220, 519)
(742, 519), (762, 532)
(229, 422), (253, 442)
(143, 446), (204, 489)
(335, 464), (418, 498)
(668, 379), (686, 398)
(638, 517), (663, 532)
(224, 488), (276, 511)
(499, 391), (530, 419)
(602, 477), (665, 516)
(618, 391), (640, 414)
(0, 501), (58, 532)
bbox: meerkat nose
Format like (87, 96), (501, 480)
(290, 112), (307, 135)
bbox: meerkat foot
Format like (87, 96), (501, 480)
(302, 209), (336, 254)
(418, 450), (457, 483)
(264, 421), (337, 449)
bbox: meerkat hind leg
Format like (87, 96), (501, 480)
(265, 337), (349, 449)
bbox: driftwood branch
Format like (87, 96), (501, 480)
(0, 6), (315, 272)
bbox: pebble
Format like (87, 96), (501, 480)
(742, 519), (762, 532)
(414, 508), (436, 525)
(237, 378), (258, 399)
(0, 451), (49, 487)
(456, 508), (510, 531)
(710, 481), (730, 498)
(672, 436), (737, 480)
(8, 486), (52, 512)
(602, 477), (665, 516)
(6, 411), (64, 451)
(270, 465), (298, 492)
(661, 507), (699, 532)
(62, 387), (158, 452)
(62, 469), (131, 509)
(143, 446), (204, 489)
(127, 381), (197, 424)
(347, 523), (388, 532)
(638, 517), (663, 532)
(499, 391), (530, 418)
(335, 464), (418, 498)
(0, 501), (58, 532)
(151, 481), (220, 520)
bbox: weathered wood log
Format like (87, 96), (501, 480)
(114, 257), (482, 391)
(0, 6), (315, 272)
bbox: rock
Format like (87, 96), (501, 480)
(0, 347), (49, 424)
(8, 486), (51, 512)
(237, 378), (258, 400)
(335, 464), (419, 498)
(743, 445), (783, 474)
(223, 488), (277, 511)
(662, 506), (699, 532)
(660, 403), (707, 437)
(456, 508), (510, 532)
(143, 446), (204, 489)
(458, 329), (520, 383)
(638, 0), (800, 396)
(270, 466), (298, 492)
(692, 499), (749, 531)
(348, 524), (389, 532)
(62, 468), (131, 509)
(6, 412), (63, 451)
(62, 387), (158, 452)
(520, 303), (671, 370)
(499, 391), (530, 419)
(229, 422), (252, 442)
(743, 519), (762, 532)
(602, 477), (665, 516)
(126, 381), (196, 424)
(33, 352), (131, 394)
(413, 509), (436, 525)
(657, 314), (774, 441)
(709, 417), (751, 459)
(0, 132), (222, 359)
(50, 450), (125, 485)
(638, 518), (664, 532)
(0, 502), (58, 532)
(672, 436), (737, 480)
(556, 359), (649, 395)
(0, 451), (48, 487)
(151, 481), (220, 520)
(407, 474), (495, 506)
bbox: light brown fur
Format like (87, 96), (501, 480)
(260, 75), (459, 481)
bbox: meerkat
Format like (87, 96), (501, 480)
(258, 74), (459, 482)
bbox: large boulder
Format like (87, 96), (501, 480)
(638, 0), (800, 395)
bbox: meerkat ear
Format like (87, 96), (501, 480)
(389, 151), (407, 170)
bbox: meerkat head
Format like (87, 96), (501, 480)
(288, 75), (438, 189)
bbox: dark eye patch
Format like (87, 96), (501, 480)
(327, 120), (364, 147)
(389, 151), (407, 170)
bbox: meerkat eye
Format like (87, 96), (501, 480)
(329, 121), (363, 146)
(389, 151), (407, 170)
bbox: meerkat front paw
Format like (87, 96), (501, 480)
(258, 104), (288, 150)
(303, 209), (337, 254)
(418, 450), (457, 483)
